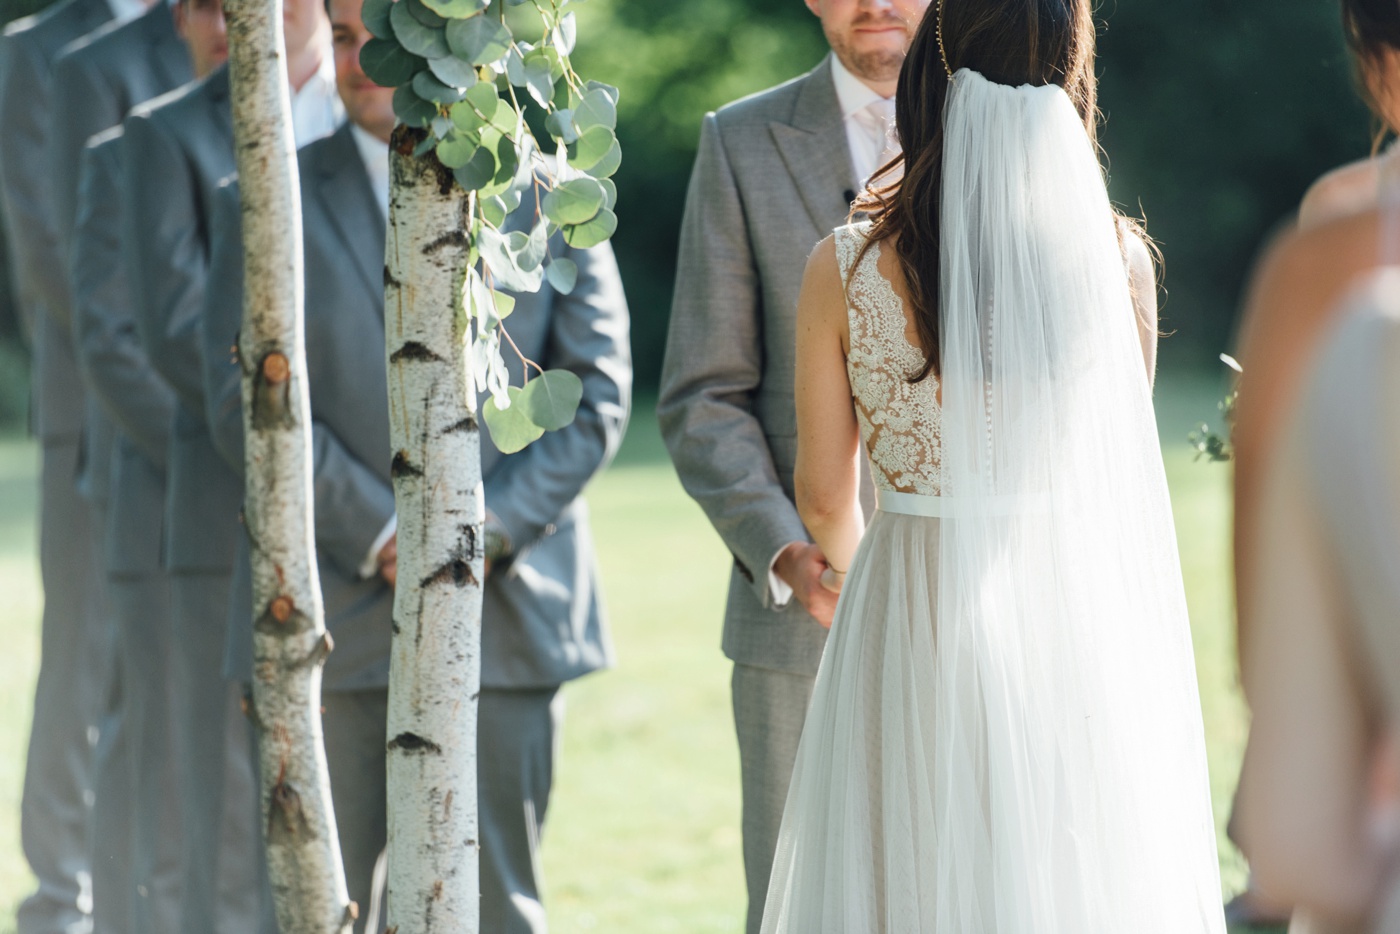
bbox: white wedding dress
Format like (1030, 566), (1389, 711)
(760, 70), (1227, 933)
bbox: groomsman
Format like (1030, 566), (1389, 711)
(200, 0), (632, 927)
(120, 0), (340, 927)
(0, 0), (118, 929)
(64, 3), (226, 930)
(50, 6), (196, 930)
(657, 1), (928, 931)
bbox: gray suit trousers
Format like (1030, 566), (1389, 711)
(320, 687), (562, 934)
(17, 438), (106, 934)
(169, 572), (271, 934)
(731, 664), (816, 934)
(88, 503), (132, 934)
(109, 572), (182, 934)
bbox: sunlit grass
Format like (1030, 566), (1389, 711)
(0, 371), (1254, 933)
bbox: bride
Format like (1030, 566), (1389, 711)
(761, 0), (1227, 930)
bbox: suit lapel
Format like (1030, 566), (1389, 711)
(769, 55), (859, 235)
(146, 4), (189, 90)
(205, 66), (234, 150)
(312, 125), (385, 305)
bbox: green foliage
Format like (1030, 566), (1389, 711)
(1188, 355), (1242, 463)
(365, 0), (619, 444)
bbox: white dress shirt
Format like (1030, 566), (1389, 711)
(290, 49), (344, 149)
(765, 58), (902, 610)
(351, 123), (390, 219)
(107, 0), (150, 24)
(830, 55), (900, 187)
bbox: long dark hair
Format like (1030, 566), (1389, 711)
(853, 0), (1102, 383)
(1341, 0), (1400, 138)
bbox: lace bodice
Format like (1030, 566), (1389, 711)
(835, 222), (943, 495)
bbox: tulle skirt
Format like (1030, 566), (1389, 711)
(760, 501), (1226, 934)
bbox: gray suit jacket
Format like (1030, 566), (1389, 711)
(52, 2), (190, 519)
(122, 66), (242, 574)
(657, 56), (874, 678)
(202, 123), (632, 691)
(72, 127), (176, 576)
(0, 0), (111, 441)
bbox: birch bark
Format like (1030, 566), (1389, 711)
(223, 0), (354, 929)
(383, 127), (483, 933)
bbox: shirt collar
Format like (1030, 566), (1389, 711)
(830, 54), (890, 120)
(106, 0), (150, 24)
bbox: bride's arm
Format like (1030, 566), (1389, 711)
(794, 236), (864, 583)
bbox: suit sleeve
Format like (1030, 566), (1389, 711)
(72, 134), (176, 467)
(0, 33), (63, 344)
(656, 112), (810, 605)
(482, 239), (632, 556)
(123, 108), (215, 413)
(49, 54), (120, 283)
(201, 181), (396, 577)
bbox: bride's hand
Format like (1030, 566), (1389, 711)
(818, 567), (845, 594)
(775, 542), (840, 628)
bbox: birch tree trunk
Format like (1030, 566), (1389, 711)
(224, 1), (354, 930)
(383, 127), (483, 933)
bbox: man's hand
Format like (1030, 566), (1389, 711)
(377, 533), (397, 588)
(774, 542), (839, 629)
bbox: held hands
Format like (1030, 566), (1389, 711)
(376, 533), (492, 588)
(775, 542), (844, 630)
(377, 534), (397, 588)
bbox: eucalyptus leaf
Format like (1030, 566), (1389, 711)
(574, 86), (617, 131)
(563, 207), (618, 249)
(478, 227), (544, 293)
(517, 221), (548, 271)
(484, 389), (545, 454)
(419, 0), (487, 15)
(520, 369), (583, 431)
(585, 138), (622, 179)
(600, 177), (617, 211)
(505, 46), (527, 87)
(390, 0), (450, 59)
(492, 132), (519, 187)
(552, 11), (576, 55)
(585, 80), (620, 105)
(361, 0), (393, 40)
(545, 257), (577, 295)
(545, 109), (578, 144)
(481, 194), (509, 227)
(492, 290), (516, 321)
(412, 133), (437, 157)
(427, 55), (478, 88)
(567, 125), (616, 172)
(430, 113), (454, 138)
(392, 84), (438, 128)
(436, 132), (477, 169)
(360, 39), (425, 88)
(523, 57), (554, 108)
(445, 13), (512, 66)
(406, 0), (445, 29)
(413, 70), (466, 103)
(542, 177), (606, 227)
(452, 143), (498, 190)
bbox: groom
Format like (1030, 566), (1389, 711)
(658, 0), (929, 930)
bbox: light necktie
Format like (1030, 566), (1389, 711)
(860, 98), (900, 181)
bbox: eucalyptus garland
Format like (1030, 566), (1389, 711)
(361, 0), (619, 452)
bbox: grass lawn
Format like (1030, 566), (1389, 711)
(0, 370), (1261, 933)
